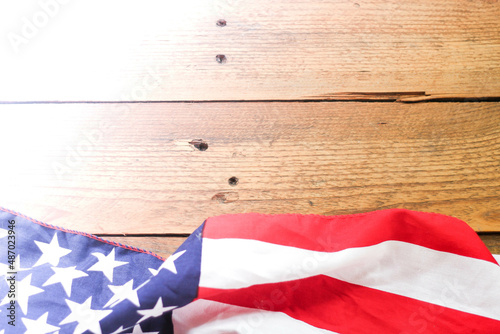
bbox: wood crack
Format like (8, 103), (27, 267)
(305, 92), (500, 102)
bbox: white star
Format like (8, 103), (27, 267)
(43, 266), (88, 297)
(104, 279), (140, 308)
(148, 267), (159, 276)
(33, 233), (72, 267)
(59, 297), (112, 334)
(0, 228), (7, 239)
(0, 229), (9, 277)
(22, 312), (60, 334)
(159, 250), (186, 274)
(12, 254), (28, 271)
(0, 263), (9, 277)
(125, 324), (159, 334)
(0, 273), (44, 315)
(0, 255), (28, 277)
(110, 326), (126, 334)
(137, 297), (176, 323)
(88, 248), (128, 282)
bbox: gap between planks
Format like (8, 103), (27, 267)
(2, 93), (500, 104)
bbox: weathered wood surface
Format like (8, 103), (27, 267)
(1, 0), (499, 101)
(103, 235), (500, 259)
(104, 236), (187, 259)
(1, 102), (498, 233)
(480, 234), (500, 255)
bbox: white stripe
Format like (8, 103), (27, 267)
(172, 299), (336, 334)
(493, 254), (500, 264)
(200, 238), (500, 320)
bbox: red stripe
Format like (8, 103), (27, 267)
(198, 275), (500, 333)
(204, 209), (496, 264)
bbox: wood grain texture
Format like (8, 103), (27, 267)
(0, 102), (498, 233)
(101, 234), (500, 260)
(103, 236), (187, 259)
(1, 0), (499, 101)
(480, 234), (500, 255)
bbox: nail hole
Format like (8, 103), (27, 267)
(354, 3), (360, 7)
(189, 139), (209, 151)
(228, 176), (239, 186)
(215, 54), (227, 64)
(216, 19), (227, 27)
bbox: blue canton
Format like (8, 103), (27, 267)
(0, 210), (203, 334)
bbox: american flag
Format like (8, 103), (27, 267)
(1, 206), (500, 333)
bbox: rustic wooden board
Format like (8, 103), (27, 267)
(480, 234), (500, 255)
(1, 0), (499, 101)
(0, 102), (498, 233)
(103, 234), (500, 260)
(104, 236), (187, 260)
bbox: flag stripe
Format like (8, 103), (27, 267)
(4, 206), (500, 333)
(172, 299), (337, 334)
(200, 238), (500, 320)
(198, 275), (500, 333)
(204, 209), (496, 263)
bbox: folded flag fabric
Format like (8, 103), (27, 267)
(1, 206), (500, 333)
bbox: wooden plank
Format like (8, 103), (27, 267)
(0, 102), (498, 233)
(102, 234), (500, 260)
(1, 0), (499, 101)
(103, 236), (187, 260)
(479, 234), (500, 255)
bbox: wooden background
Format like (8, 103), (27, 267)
(0, 0), (499, 258)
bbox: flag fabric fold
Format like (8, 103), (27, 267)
(1, 206), (499, 333)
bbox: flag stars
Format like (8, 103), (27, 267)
(33, 233), (72, 267)
(109, 326), (126, 334)
(88, 248), (128, 282)
(59, 297), (112, 334)
(43, 266), (88, 297)
(0, 228), (7, 240)
(1, 273), (44, 315)
(159, 250), (186, 275)
(22, 312), (60, 334)
(125, 324), (159, 334)
(0, 254), (28, 277)
(104, 279), (141, 308)
(137, 297), (176, 323)
(148, 267), (160, 276)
